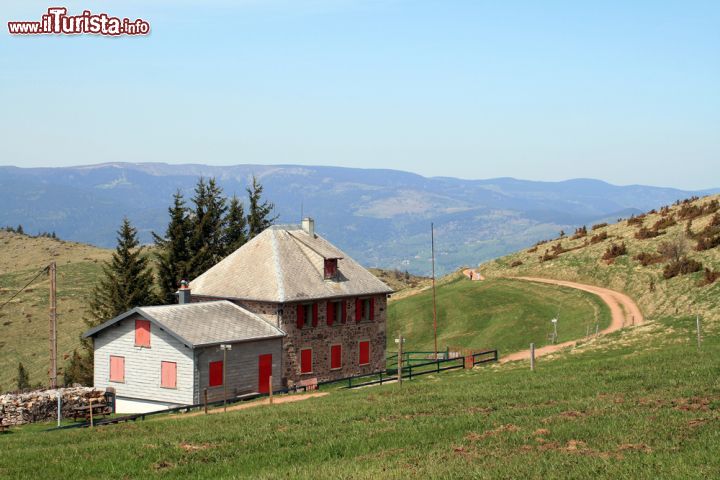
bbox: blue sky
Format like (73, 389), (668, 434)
(1, 0), (718, 189)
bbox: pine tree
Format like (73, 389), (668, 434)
(153, 191), (192, 304)
(187, 178), (227, 279)
(16, 224), (24, 235)
(223, 195), (248, 254)
(16, 362), (30, 391)
(246, 176), (277, 239)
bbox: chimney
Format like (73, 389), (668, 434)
(177, 280), (191, 304)
(302, 217), (315, 237)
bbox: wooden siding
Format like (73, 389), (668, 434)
(196, 338), (283, 403)
(93, 313), (195, 405)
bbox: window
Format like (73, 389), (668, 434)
(341, 300), (347, 324)
(312, 303), (319, 327)
(330, 344), (342, 370)
(359, 341), (370, 366)
(135, 319), (151, 347)
(109, 355), (125, 383)
(355, 298), (374, 322)
(324, 259), (338, 279)
(161, 361), (177, 389)
(300, 348), (313, 374)
(297, 304), (312, 329)
(209, 360), (223, 387)
(327, 301), (342, 326)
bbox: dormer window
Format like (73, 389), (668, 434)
(324, 258), (338, 279)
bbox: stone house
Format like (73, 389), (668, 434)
(84, 219), (392, 413)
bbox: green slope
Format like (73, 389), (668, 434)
(387, 277), (610, 355)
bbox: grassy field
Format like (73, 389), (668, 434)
(0, 231), (111, 390)
(387, 277), (610, 354)
(0, 316), (717, 478)
(481, 194), (720, 323)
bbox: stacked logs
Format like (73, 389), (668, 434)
(0, 387), (104, 426)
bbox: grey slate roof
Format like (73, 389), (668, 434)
(83, 300), (284, 348)
(189, 225), (393, 303)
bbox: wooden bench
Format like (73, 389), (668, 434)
(71, 402), (112, 422)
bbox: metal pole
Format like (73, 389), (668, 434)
(397, 336), (403, 385)
(696, 315), (701, 350)
(431, 223), (438, 360)
(223, 347), (228, 413)
(57, 388), (62, 427)
(49, 262), (57, 389)
(530, 343), (535, 371)
(89, 397), (94, 428)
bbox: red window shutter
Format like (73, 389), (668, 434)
(110, 356), (125, 382)
(355, 298), (362, 323)
(296, 304), (305, 329)
(330, 345), (342, 369)
(135, 319), (151, 347)
(312, 303), (319, 327)
(369, 297), (375, 321)
(209, 361), (223, 387)
(326, 301), (335, 326)
(300, 348), (313, 374)
(359, 341), (370, 365)
(161, 361), (177, 388)
(342, 300), (347, 323)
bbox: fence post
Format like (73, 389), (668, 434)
(89, 397), (94, 428)
(408, 364), (412, 380)
(530, 343), (535, 371)
(348, 377), (352, 388)
(269, 376), (273, 405)
(204, 388), (208, 414)
(437, 359), (440, 373)
(696, 315), (702, 350)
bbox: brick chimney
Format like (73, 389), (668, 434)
(177, 280), (191, 304)
(302, 217), (315, 237)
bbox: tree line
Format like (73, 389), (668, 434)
(62, 176), (276, 386)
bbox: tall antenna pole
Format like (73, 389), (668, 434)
(49, 261), (57, 389)
(431, 223), (438, 360)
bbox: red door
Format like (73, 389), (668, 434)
(258, 354), (272, 394)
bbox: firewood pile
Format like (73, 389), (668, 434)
(0, 387), (105, 426)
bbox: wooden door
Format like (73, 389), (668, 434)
(258, 354), (272, 394)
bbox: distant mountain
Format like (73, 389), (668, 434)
(1, 163), (716, 275)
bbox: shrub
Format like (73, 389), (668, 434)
(635, 227), (663, 240)
(652, 216), (676, 230)
(627, 215), (644, 226)
(592, 223), (608, 231)
(571, 226), (588, 239)
(527, 245), (538, 253)
(634, 252), (664, 267)
(510, 260), (523, 267)
(590, 231), (609, 244)
(702, 199), (719, 215)
(663, 257), (703, 279)
(602, 242), (627, 261)
(698, 268), (720, 286)
(658, 234), (689, 262)
(695, 235), (720, 251)
(710, 213), (720, 228)
(677, 203), (703, 220)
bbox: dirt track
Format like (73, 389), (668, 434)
(500, 277), (644, 363)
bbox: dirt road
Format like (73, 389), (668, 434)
(500, 277), (644, 363)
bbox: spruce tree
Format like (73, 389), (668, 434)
(16, 362), (30, 391)
(223, 194), (248, 254)
(153, 191), (192, 304)
(16, 224), (24, 235)
(187, 177), (227, 279)
(246, 176), (277, 239)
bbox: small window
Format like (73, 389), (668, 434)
(330, 344), (342, 370)
(324, 259), (338, 279)
(327, 301), (343, 326)
(209, 360), (223, 387)
(355, 298), (373, 323)
(109, 355), (125, 383)
(303, 305), (313, 328)
(135, 319), (151, 347)
(359, 341), (370, 366)
(161, 361), (177, 389)
(300, 348), (313, 374)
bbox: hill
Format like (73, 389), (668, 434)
(480, 194), (720, 323)
(387, 276), (610, 354)
(0, 231), (111, 391)
(1, 162), (717, 275)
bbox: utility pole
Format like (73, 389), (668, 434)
(395, 336), (404, 385)
(49, 262), (57, 389)
(220, 344), (232, 412)
(431, 223), (438, 360)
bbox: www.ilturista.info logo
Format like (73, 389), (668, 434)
(8, 7), (150, 36)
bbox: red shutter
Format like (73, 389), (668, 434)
(326, 301), (335, 326)
(135, 319), (151, 347)
(300, 348), (313, 374)
(209, 360), (223, 387)
(355, 298), (362, 323)
(312, 303), (319, 327)
(359, 341), (370, 365)
(109, 356), (125, 382)
(330, 345), (342, 369)
(369, 297), (375, 321)
(342, 300), (347, 323)
(161, 361), (177, 388)
(296, 304), (305, 329)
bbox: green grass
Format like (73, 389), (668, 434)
(0, 318), (717, 478)
(387, 277), (610, 354)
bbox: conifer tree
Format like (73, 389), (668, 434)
(223, 194), (248, 254)
(153, 191), (192, 304)
(247, 176), (277, 239)
(187, 178), (227, 279)
(16, 224), (24, 235)
(16, 362), (30, 391)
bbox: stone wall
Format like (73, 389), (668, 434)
(0, 387), (105, 426)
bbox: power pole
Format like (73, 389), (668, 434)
(49, 261), (57, 389)
(431, 223), (438, 360)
